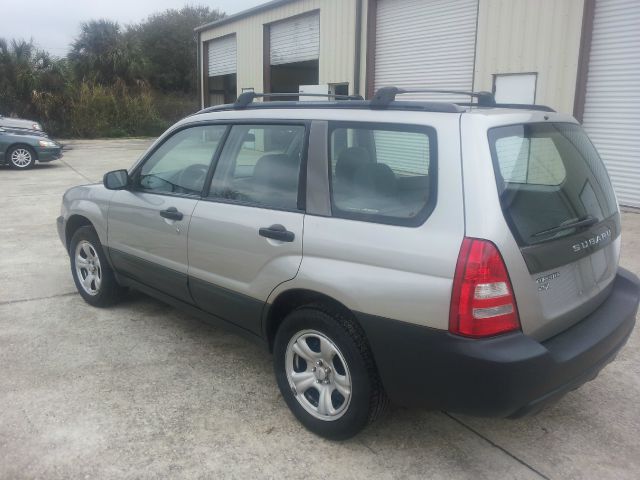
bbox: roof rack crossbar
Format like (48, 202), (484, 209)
(371, 87), (496, 108)
(234, 91), (363, 109)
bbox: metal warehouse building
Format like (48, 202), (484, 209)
(196, 0), (640, 208)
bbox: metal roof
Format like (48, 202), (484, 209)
(195, 0), (300, 32)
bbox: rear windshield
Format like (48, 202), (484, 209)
(488, 123), (617, 246)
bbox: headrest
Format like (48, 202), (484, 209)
(354, 163), (397, 196)
(253, 154), (299, 189)
(335, 147), (371, 183)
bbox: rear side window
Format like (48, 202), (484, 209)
(328, 122), (437, 226)
(489, 123), (617, 246)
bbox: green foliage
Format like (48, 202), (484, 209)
(0, 39), (64, 117)
(69, 20), (145, 85)
(130, 6), (224, 92)
(0, 5), (224, 138)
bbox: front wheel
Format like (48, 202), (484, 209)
(8, 146), (35, 169)
(69, 226), (124, 307)
(274, 305), (388, 440)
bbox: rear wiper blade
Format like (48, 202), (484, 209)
(531, 215), (599, 238)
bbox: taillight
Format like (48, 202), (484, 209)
(449, 238), (520, 338)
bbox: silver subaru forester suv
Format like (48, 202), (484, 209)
(57, 88), (640, 439)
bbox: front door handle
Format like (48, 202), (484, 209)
(259, 224), (295, 242)
(160, 207), (183, 221)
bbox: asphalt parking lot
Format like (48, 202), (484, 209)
(1, 138), (639, 479)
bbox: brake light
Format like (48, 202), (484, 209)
(449, 238), (520, 337)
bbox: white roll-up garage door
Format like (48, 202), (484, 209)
(208, 35), (237, 77)
(582, 0), (640, 208)
(374, 0), (478, 102)
(270, 13), (320, 66)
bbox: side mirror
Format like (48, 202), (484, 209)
(103, 169), (130, 190)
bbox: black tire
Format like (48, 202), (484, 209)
(274, 303), (388, 440)
(8, 145), (36, 169)
(69, 225), (124, 307)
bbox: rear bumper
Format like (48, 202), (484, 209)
(358, 268), (639, 417)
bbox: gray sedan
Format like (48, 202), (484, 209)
(0, 127), (62, 169)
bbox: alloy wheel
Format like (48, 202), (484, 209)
(10, 148), (33, 168)
(285, 329), (352, 421)
(74, 240), (102, 296)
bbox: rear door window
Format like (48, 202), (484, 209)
(328, 123), (437, 226)
(488, 123), (617, 246)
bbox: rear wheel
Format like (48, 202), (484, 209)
(274, 304), (388, 439)
(69, 226), (124, 307)
(8, 146), (35, 169)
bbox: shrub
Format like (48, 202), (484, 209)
(65, 81), (167, 138)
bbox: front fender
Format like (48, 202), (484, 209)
(62, 184), (115, 247)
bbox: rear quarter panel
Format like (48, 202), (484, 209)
(269, 112), (465, 330)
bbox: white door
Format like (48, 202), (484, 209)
(374, 0), (478, 102)
(581, 0), (640, 208)
(299, 84), (328, 101)
(494, 74), (537, 104)
(270, 13), (320, 65)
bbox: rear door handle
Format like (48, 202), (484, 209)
(259, 224), (295, 242)
(160, 207), (183, 221)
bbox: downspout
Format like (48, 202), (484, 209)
(353, 0), (363, 96)
(196, 31), (202, 108)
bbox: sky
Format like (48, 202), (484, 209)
(2, 0), (267, 56)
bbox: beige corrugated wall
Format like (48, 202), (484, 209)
(200, 0), (357, 104)
(473, 0), (584, 113)
(202, 0), (585, 111)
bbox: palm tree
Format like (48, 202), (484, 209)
(68, 19), (143, 85)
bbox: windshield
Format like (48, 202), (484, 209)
(488, 122), (618, 246)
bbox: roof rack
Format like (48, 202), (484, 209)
(371, 86), (555, 112)
(455, 102), (555, 112)
(196, 92), (364, 114)
(371, 87), (497, 108)
(197, 99), (462, 115)
(193, 87), (554, 115)
(235, 91), (363, 108)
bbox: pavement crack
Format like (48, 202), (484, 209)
(359, 439), (378, 455)
(443, 412), (551, 480)
(0, 292), (77, 306)
(58, 157), (95, 183)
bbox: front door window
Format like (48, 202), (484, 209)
(138, 125), (227, 196)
